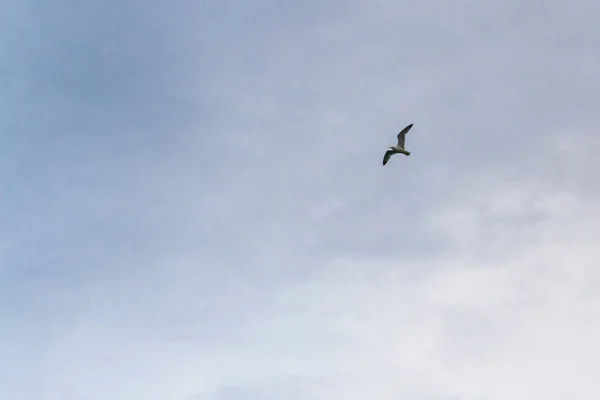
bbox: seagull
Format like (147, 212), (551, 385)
(383, 123), (414, 166)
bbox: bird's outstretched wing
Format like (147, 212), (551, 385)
(383, 150), (395, 166)
(396, 123), (413, 148)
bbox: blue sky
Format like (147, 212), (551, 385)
(2, 1), (600, 399)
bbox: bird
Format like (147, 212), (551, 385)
(383, 123), (414, 166)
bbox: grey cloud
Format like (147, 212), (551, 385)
(1, 1), (600, 399)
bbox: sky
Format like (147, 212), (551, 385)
(1, 0), (600, 399)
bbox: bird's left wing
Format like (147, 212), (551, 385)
(396, 123), (413, 148)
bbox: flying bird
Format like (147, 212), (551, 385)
(383, 123), (413, 166)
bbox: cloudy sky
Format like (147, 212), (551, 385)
(2, 0), (600, 399)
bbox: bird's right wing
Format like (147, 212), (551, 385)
(383, 150), (395, 166)
(396, 123), (413, 148)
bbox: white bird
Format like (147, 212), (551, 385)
(383, 123), (413, 166)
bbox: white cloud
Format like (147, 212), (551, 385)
(21, 175), (599, 400)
